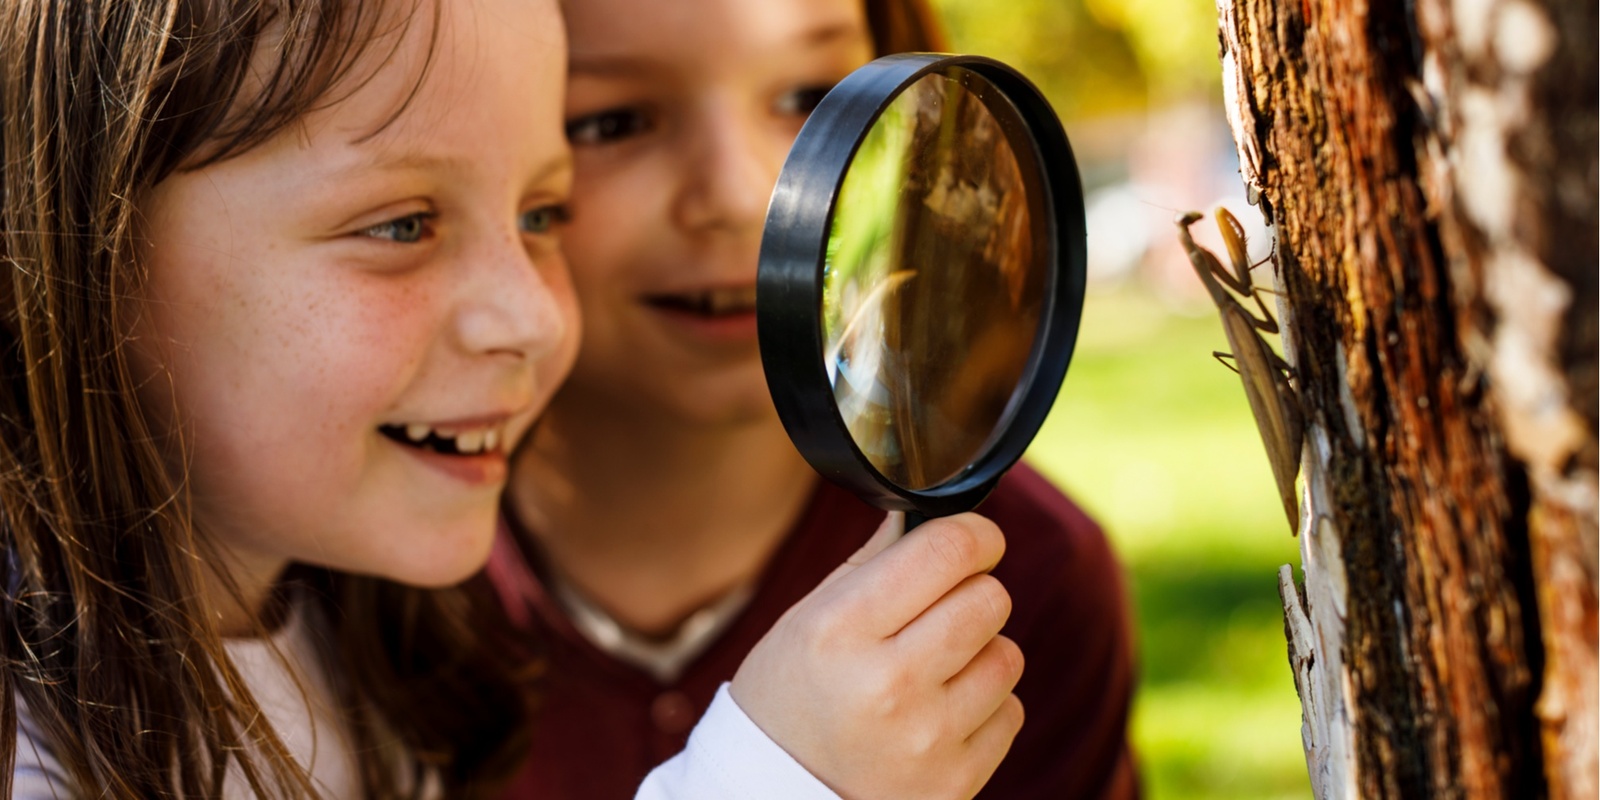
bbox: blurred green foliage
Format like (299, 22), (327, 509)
(929, 0), (1222, 116)
(1023, 288), (1311, 799)
(1081, 0), (1227, 99)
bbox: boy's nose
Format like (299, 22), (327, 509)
(672, 109), (779, 237)
(454, 235), (572, 362)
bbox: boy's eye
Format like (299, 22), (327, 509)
(566, 109), (653, 146)
(521, 204), (571, 235)
(774, 85), (834, 118)
(362, 213), (433, 243)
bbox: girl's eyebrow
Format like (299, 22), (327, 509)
(328, 150), (574, 185)
(351, 151), (473, 175)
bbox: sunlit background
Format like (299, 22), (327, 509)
(925, 0), (1312, 797)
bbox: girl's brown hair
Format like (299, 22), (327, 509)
(865, 0), (950, 55)
(0, 1), (531, 796)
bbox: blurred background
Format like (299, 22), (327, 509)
(923, 0), (1312, 797)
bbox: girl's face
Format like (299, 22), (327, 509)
(559, 0), (874, 425)
(134, 0), (578, 594)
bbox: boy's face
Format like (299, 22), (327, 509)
(555, 0), (874, 427)
(133, 0), (578, 597)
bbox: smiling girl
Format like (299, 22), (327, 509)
(1, 0), (1021, 797)
(2, 0), (575, 795)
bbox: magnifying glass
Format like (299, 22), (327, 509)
(758, 54), (1087, 527)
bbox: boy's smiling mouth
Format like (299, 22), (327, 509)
(644, 285), (758, 318)
(378, 420), (508, 456)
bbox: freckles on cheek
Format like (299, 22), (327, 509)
(332, 279), (438, 380)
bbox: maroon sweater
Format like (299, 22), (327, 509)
(490, 464), (1139, 799)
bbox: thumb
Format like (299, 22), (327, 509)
(814, 511), (904, 592)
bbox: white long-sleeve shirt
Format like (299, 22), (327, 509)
(10, 604), (837, 799)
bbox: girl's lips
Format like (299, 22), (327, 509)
(379, 409), (531, 486)
(388, 437), (510, 486)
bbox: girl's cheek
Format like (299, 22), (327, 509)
(335, 276), (442, 363)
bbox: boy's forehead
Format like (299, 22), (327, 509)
(566, 0), (865, 68)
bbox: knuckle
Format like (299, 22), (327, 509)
(904, 716), (942, 760)
(972, 574), (1012, 627)
(953, 512), (1004, 560)
(924, 521), (982, 573)
(1001, 692), (1025, 735)
(795, 598), (853, 654)
(952, 752), (995, 800)
(995, 635), (1025, 680)
(947, 577), (1010, 647)
(858, 661), (910, 717)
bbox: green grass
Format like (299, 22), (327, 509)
(1022, 286), (1311, 799)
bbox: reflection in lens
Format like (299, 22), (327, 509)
(823, 68), (1049, 491)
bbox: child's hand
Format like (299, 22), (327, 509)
(730, 511), (1023, 800)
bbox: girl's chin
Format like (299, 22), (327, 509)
(358, 519), (499, 589)
(376, 554), (491, 589)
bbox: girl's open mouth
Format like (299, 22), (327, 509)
(378, 421), (507, 456)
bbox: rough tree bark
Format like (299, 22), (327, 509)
(1213, 0), (1596, 798)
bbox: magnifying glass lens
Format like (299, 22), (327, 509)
(822, 68), (1050, 492)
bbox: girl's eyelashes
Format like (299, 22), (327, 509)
(361, 212), (435, 244)
(773, 84), (835, 118)
(347, 205), (565, 249)
(520, 203), (572, 235)
(566, 108), (653, 146)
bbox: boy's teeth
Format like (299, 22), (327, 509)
(652, 286), (758, 316)
(484, 428), (500, 452)
(705, 286), (758, 315)
(406, 423), (431, 442)
(456, 429), (486, 454)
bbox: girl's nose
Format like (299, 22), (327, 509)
(454, 234), (572, 361)
(671, 106), (779, 236)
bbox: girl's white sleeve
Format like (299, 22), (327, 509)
(10, 697), (78, 798)
(634, 683), (840, 800)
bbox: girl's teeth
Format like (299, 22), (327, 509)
(456, 429), (486, 454)
(389, 421), (505, 455)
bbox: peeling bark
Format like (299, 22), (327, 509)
(1215, 0), (1596, 797)
(1410, 1), (1599, 796)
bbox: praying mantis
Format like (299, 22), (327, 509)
(1176, 209), (1303, 535)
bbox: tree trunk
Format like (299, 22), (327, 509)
(1214, 0), (1597, 798)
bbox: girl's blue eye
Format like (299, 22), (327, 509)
(566, 109), (653, 146)
(774, 85), (833, 117)
(521, 204), (571, 235)
(362, 213), (432, 243)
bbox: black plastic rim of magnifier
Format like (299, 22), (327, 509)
(757, 53), (1087, 518)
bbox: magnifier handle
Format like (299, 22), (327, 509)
(904, 510), (929, 532)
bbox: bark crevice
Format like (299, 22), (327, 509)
(1215, 0), (1592, 796)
